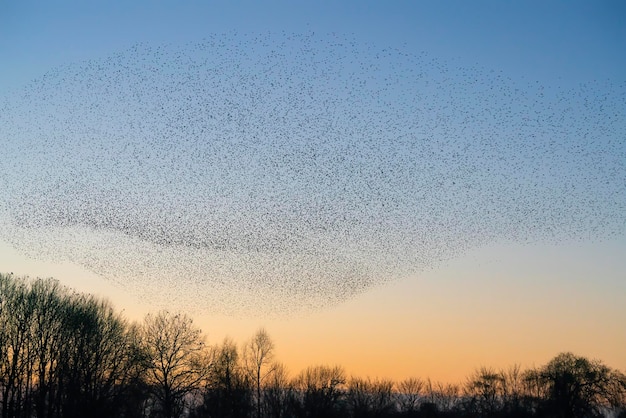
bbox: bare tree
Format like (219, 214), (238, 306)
(0, 274), (31, 418)
(0, 274), (147, 418)
(28, 278), (67, 418)
(462, 367), (504, 417)
(141, 311), (209, 418)
(199, 337), (252, 418)
(424, 378), (460, 413)
(243, 328), (275, 418)
(606, 369), (626, 414)
(347, 376), (395, 417)
(264, 362), (294, 418)
(499, 364), (526, 415)
(396, 377), (424, 414)
(522, 366), (548, 404)
(54, 293), (145, 418)
(292, 364), (346, 418)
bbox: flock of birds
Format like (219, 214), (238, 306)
(0, 32), (624, 315)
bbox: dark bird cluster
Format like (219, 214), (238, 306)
(0, 32), (624, 315)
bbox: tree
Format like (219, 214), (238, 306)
(0, 274), (32, 418)
(499, 364), (528, 416)
(243, 328), (276, 418)
(55, 293), (145, 418)
(462, 367), (504, 417)
(395, 377), (424, 415)
(537, 352), (619, 418)
(606, 369), (626, 414)
(141, 311), (209, 418)
(197, 337), (252, 418)
(292, 365), (346, 418)
(263, 362), (294, 418)
(346, 377), (395, 418)
(0, 274), (147, 418)
(424, 379), (460, 413)
(28, 278), (67, 418)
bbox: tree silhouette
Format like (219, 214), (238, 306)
(292, 364), (346, 418)
(396, 377), (424, 415)
(28, 278), (66, 418)
(424, 379), (460, 413)
(0, 275), (31, 418)
(462, 367), (504, 417)
(0, 274), (147, 418)
(263, 362), (294, 418)
(243, 328), (275, 418)
(197, 337), (252, 418)
(536, 352), (618, 418)
(54, 294), (144, 417)
(141, 311), (209, 418)
(347, 377), (395, 417)
(606, 369), (626, 415)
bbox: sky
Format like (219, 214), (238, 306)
(0, 0), (625, 383)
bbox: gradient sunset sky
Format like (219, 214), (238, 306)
(1, 0), (625, 383)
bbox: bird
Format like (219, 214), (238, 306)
(0, 31), (624, 315)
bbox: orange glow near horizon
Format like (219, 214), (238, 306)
(2, 238), (625, 384)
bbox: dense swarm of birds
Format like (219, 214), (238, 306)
(0, 32), (624, 315)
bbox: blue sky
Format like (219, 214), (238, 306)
(2, 1), (625, 95)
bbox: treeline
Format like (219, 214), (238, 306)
(1, 273), (625, 418)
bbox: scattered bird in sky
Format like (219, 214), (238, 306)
(0, 32), (624, 315)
